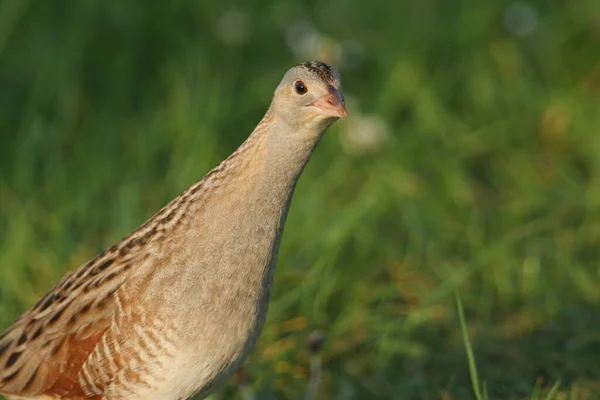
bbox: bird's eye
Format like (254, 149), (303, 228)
(294, 81), (307, 95)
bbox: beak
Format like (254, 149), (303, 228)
(311, 85), (348, 119)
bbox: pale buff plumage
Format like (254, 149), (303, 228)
(0, 61), (347, 400)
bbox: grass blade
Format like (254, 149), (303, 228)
(542, 381), (561, 400)
(455, 293), (483, 400)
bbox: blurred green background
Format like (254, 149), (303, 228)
(1, 0), (600, 399)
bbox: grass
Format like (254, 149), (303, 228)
(1, 0), (600, 398)
(456, 294), (486, 400)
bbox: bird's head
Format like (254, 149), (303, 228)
(270, 61), (347, 131)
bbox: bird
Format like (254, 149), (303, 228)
(0, 61), (347, 400)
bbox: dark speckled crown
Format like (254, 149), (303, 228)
(297, 61), (340, 86)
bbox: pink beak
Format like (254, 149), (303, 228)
(311, 85), (348, 119)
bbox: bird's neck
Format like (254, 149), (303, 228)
(253, 110), (324, 195)
(182, 110), (327, 271)
(213, 110), (324, 207)
(175, 111), (326, 311)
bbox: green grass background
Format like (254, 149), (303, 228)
(1, 0), (600, 399)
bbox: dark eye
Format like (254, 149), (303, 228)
(294, 81), (307, 95)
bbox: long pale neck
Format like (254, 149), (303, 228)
(209, 110), (323, 217)
(252, 113), (323, 203)
(169, 111), (324, 304)
(176, 111), (326, 281)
